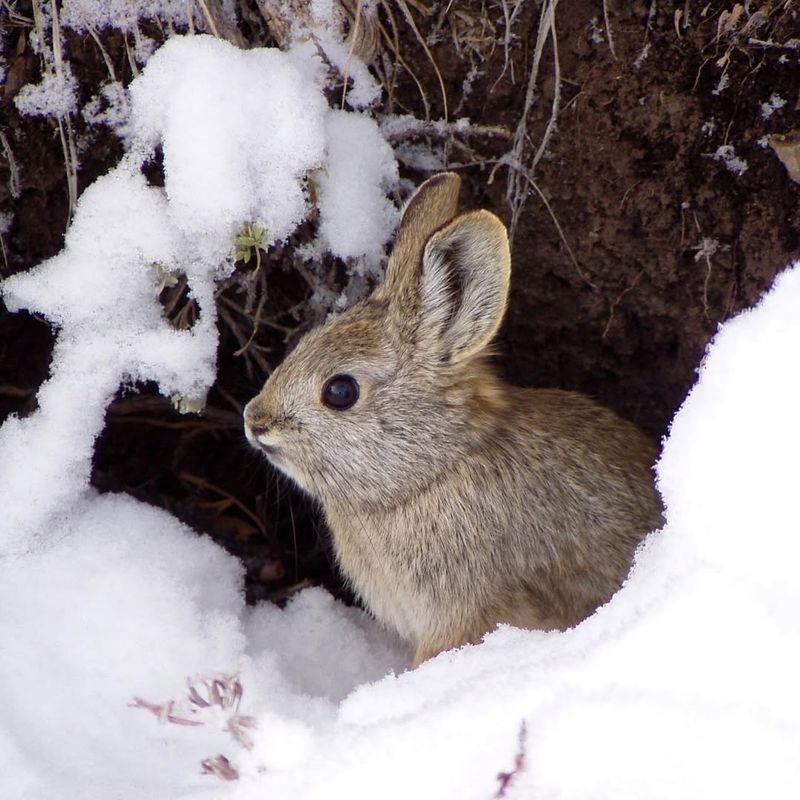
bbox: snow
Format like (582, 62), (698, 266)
(693, 236), (728, 262)
(711, 143), (749, 176)
(82, 81), (131, 136)
(127, 36), (330, 263)
(3, 29), (800, 800)
(316, 110), (399, 269)
(302, 0), (382, 109)
(14, 66), (79, 118)
(59, 0), (192, 32)
(712, 71), (729, 95)
(632, 42), (651, 70)
(310, 29), (381, 110)
(760, 92), (787, 120)
(2, 32), (398, 542)
(588, 17), (605, 45)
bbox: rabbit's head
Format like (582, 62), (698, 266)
(244, 173), (511, 507)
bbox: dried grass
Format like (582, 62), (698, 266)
(498, 1), (561, 233)
(29, 0), (79, 225)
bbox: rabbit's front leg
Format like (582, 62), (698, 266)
(412, 630), (475, 667)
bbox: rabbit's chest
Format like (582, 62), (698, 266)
(326, 510), (448, 643)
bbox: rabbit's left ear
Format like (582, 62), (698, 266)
(417, 210), (511, 363)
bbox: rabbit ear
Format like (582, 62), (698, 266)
(417, 210), (511, 363)
(382, 173), (462, 300)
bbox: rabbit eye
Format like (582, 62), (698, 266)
(322, 374), (360, 410)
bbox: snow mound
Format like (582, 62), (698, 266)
(3, 258), (798, 797)
(249, 265), (800, 799)
(127, 36), (330, 263)
(316, 110), (399, 271)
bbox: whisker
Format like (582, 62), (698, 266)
(284, 473), (299, 582)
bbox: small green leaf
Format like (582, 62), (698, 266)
(232, 222), (268, 267)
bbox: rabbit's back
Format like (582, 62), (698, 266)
(324, 386), (661, 662)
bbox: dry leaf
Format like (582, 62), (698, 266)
(769, 132), (800, 184)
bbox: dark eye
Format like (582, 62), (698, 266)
(322, 374), (360, 410)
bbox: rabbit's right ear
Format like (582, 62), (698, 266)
(416, 210), (511, 364)
(382, 173), (462, 301)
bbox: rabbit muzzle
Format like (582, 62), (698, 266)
(243, 400), (279, 453)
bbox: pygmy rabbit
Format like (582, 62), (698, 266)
(244, 173), (663, 665)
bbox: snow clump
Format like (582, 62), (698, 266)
(59, 0), (192, 31)
(760, 93), (787, 120)
(14, 66), (80, 118)
(711, 143), (748, 176)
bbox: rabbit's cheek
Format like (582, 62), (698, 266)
(255, 444), (292, 474)
(273, 459), (310, 493)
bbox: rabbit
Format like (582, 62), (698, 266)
(244, 172), (663, 666)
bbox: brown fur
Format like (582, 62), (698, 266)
(244, 173), (663, 665)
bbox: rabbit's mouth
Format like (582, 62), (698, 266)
(243, 417), (282, 457)
(245, 426), (283, 460)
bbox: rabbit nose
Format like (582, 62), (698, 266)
(243, 398), (270, 436)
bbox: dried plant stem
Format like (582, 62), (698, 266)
(519, 168), (591, 287)
(56, 117), (79, 225)
(1, 0), (33, 25)
(234, 279), (268, 357)
(82, 17), (117, 80)
(196, 0), (221, 36)
(179, 473), (268, 536)
(340, 0), (364, 108)
(602, 269), (644, 339)
(603, 0), (618, 60)
(503, 0), (562, 242)
(378, 1), (430, 119)
(0, 233), (8, 273)
(382, 117), (511, 144)
(0, 132), (21, 199)
(32, 0), (79, 225)
(125, 28), (142, 78)
(394, 0), (448, 120)
(492, 0), (529, 92)
(185, 0), (196, 34)
(195, 0), (248, 46)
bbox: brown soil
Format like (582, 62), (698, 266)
(485, 1), (800, 439)
(1, 1), (798, 602)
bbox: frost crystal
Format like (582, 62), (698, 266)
(588, 17), (605, 44)
(693, 237), (729, 262)
(633, 43), (651, 71)
(712, 72), (729, 96)
(711, 144), (748, 176)
(82, 82), (131, 136)
(760, 93), (787, 120)
(14, 67), (79, 119)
